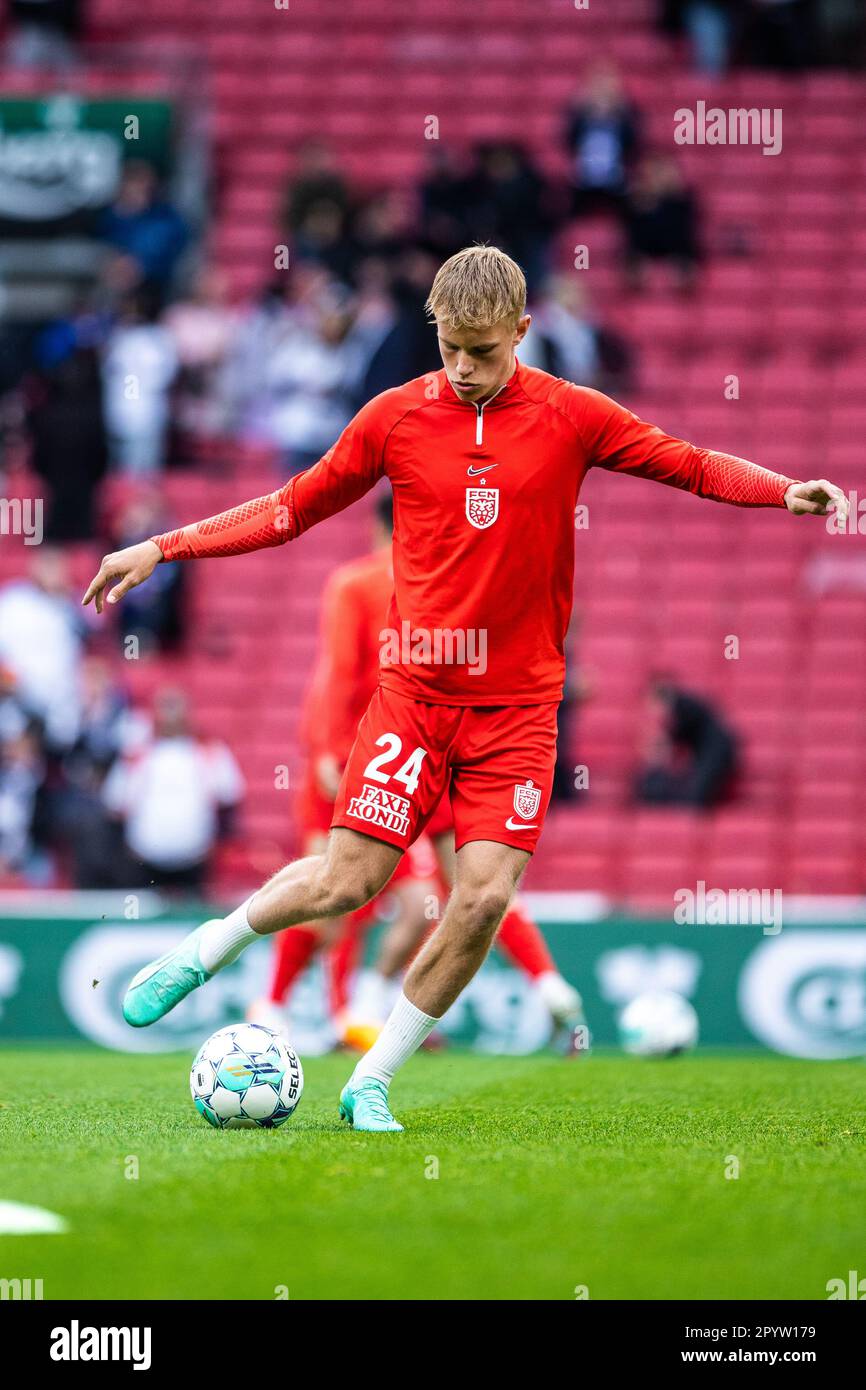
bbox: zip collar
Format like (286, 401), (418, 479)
(472, 379), (508, 445)
(442, 360), (524, 446)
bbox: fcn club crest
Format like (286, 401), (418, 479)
(513, 780), (541, 820)
(466, 487), (499, 530)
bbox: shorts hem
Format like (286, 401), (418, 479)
(330, 814), (409, 853)
(453, 831), (538, 855)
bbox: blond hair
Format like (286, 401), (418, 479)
(425, 245), (526, 330)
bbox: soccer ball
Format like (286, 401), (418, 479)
(618, 990), (699, 1057)
(190, 1023), (304, 1129)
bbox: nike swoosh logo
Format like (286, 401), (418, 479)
(467, 463), (498, 477)
(505, 817), (537, 830)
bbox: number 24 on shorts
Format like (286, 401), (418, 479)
(364, 734), (428, 797)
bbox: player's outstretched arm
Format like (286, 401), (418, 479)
(82, 539), (164, 614)
(81, 483), (292, 613)
(573, 386), (848, 521)
(82, 398), (389, 613)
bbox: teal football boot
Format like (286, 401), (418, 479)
(122, 923), (215, 1027)
(339, 1078), (403, 1132)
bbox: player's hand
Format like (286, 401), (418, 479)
(82, 540), (163, 614)
(315, 753), (343, 800)
(784, 479), (849, 523)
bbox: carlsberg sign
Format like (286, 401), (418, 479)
(0, 96), (173, 223)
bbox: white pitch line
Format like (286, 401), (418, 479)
(0, 1201), (68, 1234)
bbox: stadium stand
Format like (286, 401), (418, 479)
(1, 0), (864, 904)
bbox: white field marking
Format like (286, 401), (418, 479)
(0, 1201), (68, 1234)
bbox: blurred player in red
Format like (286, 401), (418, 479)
(250, 492), (587, 1051)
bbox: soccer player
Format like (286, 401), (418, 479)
(252, 489), (586, 1049)
(84, 245), (848, 1132)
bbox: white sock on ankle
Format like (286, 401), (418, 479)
(199, 896), (260, 974)
(351, 992), (440, 1087)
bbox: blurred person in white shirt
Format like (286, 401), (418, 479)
(520, 275), (633, 394)
(102, 688), (244, 893)
(265, 281), (378, 471)
(0, 726), (49, 883)
(236, 275), (383, 472)
(162, 266), (238, 443)
(0, 664), (32, 743)
(519, 275), (602, 385)
(102, 287), (178, 475)
(0, 548), (83, 750)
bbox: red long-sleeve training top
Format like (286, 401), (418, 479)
(153, 362), (797, 706)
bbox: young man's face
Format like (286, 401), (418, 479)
(436, 315), (530, 404)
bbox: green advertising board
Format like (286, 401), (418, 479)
(1, 895), (864, 1059)
(0, 95), (174, 224)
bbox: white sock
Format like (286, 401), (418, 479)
(536, 970), (582, 1023)
(351, 992), (439, 1087)
(199, 895), (260, 974)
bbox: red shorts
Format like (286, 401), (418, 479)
(299, 764), (335, 837)
(300, 762), (437, 884)
(425, 791), (455, 840)
(332, 686), (558, 854)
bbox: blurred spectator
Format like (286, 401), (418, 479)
(357, 247), (442, 397)
(464, 142), (554, 293)
(282, 144), (355, 282)
(7, 0), (80, 70)
(63, 656), (141, 787)
(162, 266), (238, 444)
(0, 726), (49, 883)
(35, 303), (103, 377)
(102, 286), (178, 474)
(88, 252), (144, 321)
(98, 161), (188, 292)
(50, 656), (146, 889)
(0, 549), (83, 751)
(816, 0), (866, 66)
(551, 612), (590, 804)
(625, 155), (700, 290)
(635, 677), (738, 808)
(256, 279), (382, 471)
(228, 280), (294, 442)
(351, 189), (414, 269)
(563, 65), (640, 218)
(26, 346), (108, 541)
(281, 140), (351, 238)
(104, 492), (185, 651)
(228, 270), (332, 441)
(419, 146), (472, 259)
(659, 0), (861, 68)
(660, 1), (744, 76)
(32, 256), (137, 376)
(744, 0), (815, 69)
(291, 198), (357, 283)
(0, 665), (34, 743)
(519, 275), (633, 392)
(102, 689), (244, 893)
(686, 1), (739, 73)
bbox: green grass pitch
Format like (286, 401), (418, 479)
(1, 1046), (863, 1300)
